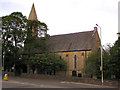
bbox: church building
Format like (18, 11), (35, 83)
(28, 3), (101, 76)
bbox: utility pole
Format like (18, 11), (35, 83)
(96, 24), (103, 85)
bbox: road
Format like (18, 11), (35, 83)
(2, 76), (117, 89)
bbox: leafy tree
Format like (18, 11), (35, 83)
(84, 33), (120, 80)
(27, 53), (67, 75)
(24, 19), (49, 54)
(23, 20), (49, 70)
(84, 51), (101, 78)
(2, 11), (67, 76)
(23, 22), (66, 75)
(108, 33), (120, 79)
(2, 12), (27, 73)
(102, 48), (111, 79)
(26, 20), (48, 38)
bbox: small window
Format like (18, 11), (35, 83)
(81, 53), (84, 56)
(66, 54), (69, 57)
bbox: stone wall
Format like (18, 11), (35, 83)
(57, 50), (91, 76)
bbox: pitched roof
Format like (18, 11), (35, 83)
(46, 30), (96, 52)
(28, 3), (38, 20)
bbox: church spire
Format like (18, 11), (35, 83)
(28, 3), (38, 20)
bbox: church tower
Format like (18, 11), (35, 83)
(28, 3), (38, 36)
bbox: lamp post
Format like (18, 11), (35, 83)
(96, 24), (103, 85)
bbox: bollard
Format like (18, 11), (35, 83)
(4, 74), (8, 81)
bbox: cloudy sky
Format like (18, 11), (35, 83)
(0, 0), (119, 46)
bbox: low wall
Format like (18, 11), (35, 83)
(5, 72), (119, 88)
(4, 72), (14, 76)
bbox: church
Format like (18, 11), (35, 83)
(28, 3), (101, 77)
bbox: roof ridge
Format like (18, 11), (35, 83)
(50, 30), (94, 37)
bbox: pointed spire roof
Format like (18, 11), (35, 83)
(28, 3), (38, 20)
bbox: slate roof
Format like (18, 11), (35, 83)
(46, 30), (96, 52)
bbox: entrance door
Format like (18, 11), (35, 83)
(72, 70), (76, 76)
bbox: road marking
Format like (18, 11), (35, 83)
(3, 80), (62, 88)
(60, 81), (114, 88)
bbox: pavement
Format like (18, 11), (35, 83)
(2, 76), (118, 89)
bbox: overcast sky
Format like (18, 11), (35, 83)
(0, 0), (119, 46)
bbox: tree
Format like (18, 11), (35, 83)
(27, 53), (67, 75)
(2, 12), (27, 73)
(2, 12), (67, 76)
(23, 20), (66, 75)
(24, 19), (49, 54)
(84, 51), (101, 78)
(23, 19), (49, 69)
(84, 33), (120, 80)
(108, 33), (120, 79)
(26, 20), (48, 38)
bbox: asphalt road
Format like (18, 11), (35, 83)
(2, 76), (117, 89)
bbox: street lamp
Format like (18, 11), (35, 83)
(96, 24), (103, 85)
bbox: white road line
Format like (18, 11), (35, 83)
(60, 81), (113, 88)
(3, 80), (62, 88)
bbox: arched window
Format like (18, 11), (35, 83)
(74, 55), (77, 70)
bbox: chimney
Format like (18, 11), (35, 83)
(94, 27), (97, 31)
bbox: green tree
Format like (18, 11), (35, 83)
(2, 12), (27, 73)
(108, 33), (120, 79)
(28, 53), (67, 75)
(23, 19), (51, 74)
(24, 19), (49, 54)
(23, 19), (49, 68)
(84, 49), (113, 79)
(2, 11), (66, 76)
(23, 21), (66, 74)
(84, 33), (120, 80)
(84, 51), (101, 78)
